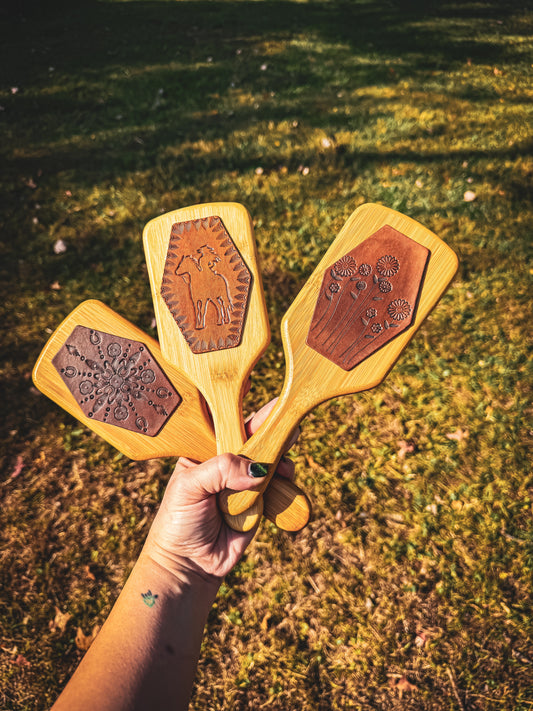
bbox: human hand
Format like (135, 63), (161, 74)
(141, 400), (296, 586)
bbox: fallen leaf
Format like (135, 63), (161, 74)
(305, 454), (324, 472)
(415, 631), (428, 648)
(397, 440), (415, 459)
(12, 654), (30, 668)
(49, 607), (72, 635)
(260, 612), (271, 631)
(26, 178), (37, 189)
(75, 625), (100, 651)
(83, 565), (96, 581)
(390, 675), (418, 697)
(446, 428), (469, 442)
(10, 454), (24, 479)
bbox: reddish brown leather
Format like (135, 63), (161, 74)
(52, 326), (181, 436)
(161, 216), (251, 354)
(306, 225), (430, 370)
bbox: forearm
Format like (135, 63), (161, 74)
(51, 553), (220, 711)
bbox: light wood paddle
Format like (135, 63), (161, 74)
(32, 300), (311, 529)
(143, 202), (311, 531)
(218, 203), (459, 530)
(32, 300), (215, 462)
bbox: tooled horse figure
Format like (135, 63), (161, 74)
(175, 245), (234, 330)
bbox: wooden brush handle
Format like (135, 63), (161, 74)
(219, 384), (308, 520)
(200, 374), (311, 531)
(220, 203), (459, 531)
(224, 476), (311, 532)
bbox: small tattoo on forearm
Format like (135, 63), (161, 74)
(141, 590), (158, 607)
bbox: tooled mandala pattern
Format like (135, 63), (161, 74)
(306, 225), (430, 370)
(52, 326), (181, 436)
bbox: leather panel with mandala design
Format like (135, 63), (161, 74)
(52, 326), (181, 436)
(306, 225), (430, 370)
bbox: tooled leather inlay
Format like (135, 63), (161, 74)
(160, 216), (252, 354)
(52, 326), (181, 436)
(306, 225), (430, 370)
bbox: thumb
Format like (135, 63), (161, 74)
(185, 453), (269, 499)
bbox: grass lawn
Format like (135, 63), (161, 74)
(0, 0), (532, 709)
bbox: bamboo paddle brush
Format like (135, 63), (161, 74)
(218, 202), (458, 531)
(32, 300), (311, 529)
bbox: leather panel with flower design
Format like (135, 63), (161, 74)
(306, 225), (430, 370)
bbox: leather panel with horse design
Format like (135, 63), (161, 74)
(160, 216), (252, 354)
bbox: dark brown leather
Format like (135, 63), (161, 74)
(52, 326), (181, 436)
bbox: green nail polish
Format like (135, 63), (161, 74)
(249, 462), (269, 478)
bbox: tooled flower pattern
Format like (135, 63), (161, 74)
(333, 255), (358, 277)
(376, 255), (400, 277)
(387, 298), (411, 321)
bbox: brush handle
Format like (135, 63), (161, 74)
(143, 202), (313, 532)
(205, 376), (311, 532)
(219, 379), (311, 519)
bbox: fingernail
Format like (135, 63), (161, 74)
(248, 462), (269, 478)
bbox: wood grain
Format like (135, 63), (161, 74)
(32, 300), (310, 531)
(32, 300), (216, 462)
(144, 204), (312, 530)
(143, 203), (270, 455)
(219, 203), (459, 522)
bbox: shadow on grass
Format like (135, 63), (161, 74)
(0, 0), (530, 439)
(2, 0), (529, 165)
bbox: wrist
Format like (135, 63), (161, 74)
(136, 545), (221, 600)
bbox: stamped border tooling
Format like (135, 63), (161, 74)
(160, 216), (252, 354)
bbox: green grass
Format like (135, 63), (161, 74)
(1, 1), (532, 709)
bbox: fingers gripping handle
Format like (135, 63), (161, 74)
(219, 391), (305, 530)
(219, 460), (277, 516)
